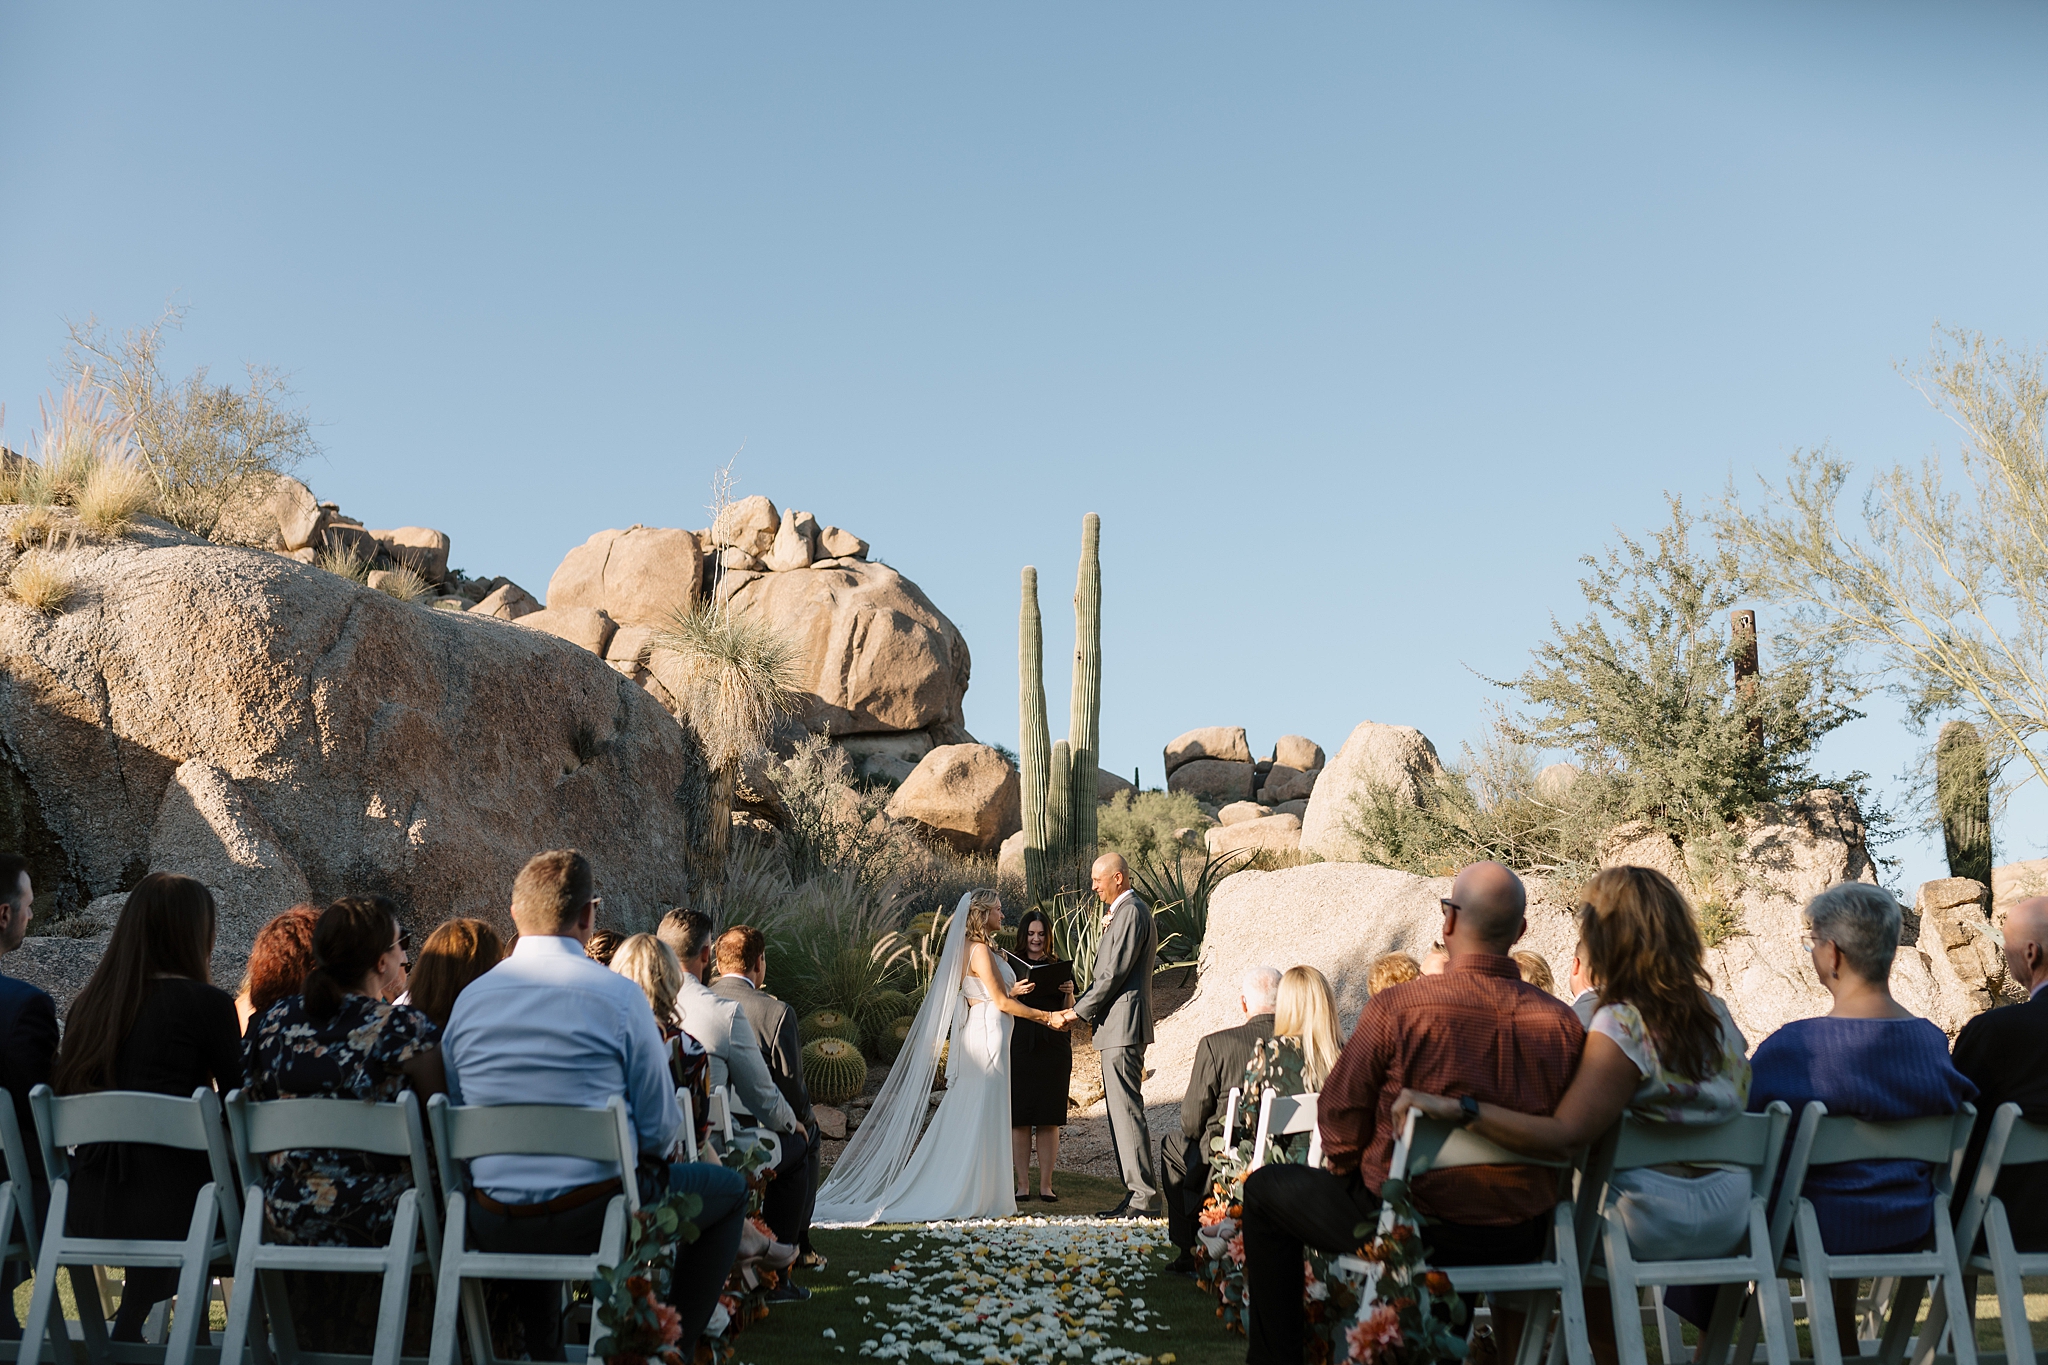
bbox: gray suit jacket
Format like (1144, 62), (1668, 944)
(676, 973), (799, 1134)
(709, 973), (816, 1131)
(1073, 891), (1155, 1051)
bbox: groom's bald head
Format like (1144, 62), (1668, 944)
(1092, 852), (1132, 903)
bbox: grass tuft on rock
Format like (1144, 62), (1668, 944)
(9, 551), (73, 615)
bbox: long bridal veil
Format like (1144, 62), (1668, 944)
(811, 890), (974, 1223)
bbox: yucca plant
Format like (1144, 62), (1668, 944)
(1045, 890), (1106, 997)
(653, 600), (805, 899)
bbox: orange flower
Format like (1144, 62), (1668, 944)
(1421, 1270), (1452, 1295)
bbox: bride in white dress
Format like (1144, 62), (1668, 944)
(813, 888), (1070, 1224)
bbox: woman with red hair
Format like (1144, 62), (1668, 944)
(235, 905), (324, 1032)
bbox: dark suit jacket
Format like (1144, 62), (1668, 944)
(0, 971), (58, 1185)
(1952, 988), (2048, 1250)
(1181, 1012), (1275, 1157)
(1073, 892), (1156, 1050)
(708, 974), (816, 1131)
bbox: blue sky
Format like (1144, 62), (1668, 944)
(4, 3), (2046, 894)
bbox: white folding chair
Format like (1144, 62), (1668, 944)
(1585, 1105), (1795, 1365)
(706, 1085), (782, 1169)
(427, 1094), (639, 1365)
(220, 1091), (442, 1365)
(0, 1090), (41, 1301)
(1336, 1108), (1591, 1365)
(1216, 1087), (1242, 1156)
(1926, 1102), (2048, 1365)
(1247, 1089), (1322, 1172)
(705, 1087), (733, 1149)
(20, 1085), (241, 1365)
(675, 1089), (698, 1164)
(1735, 1101), (1979, 1365)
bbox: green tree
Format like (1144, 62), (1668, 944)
(1514, 497), (1862, 836)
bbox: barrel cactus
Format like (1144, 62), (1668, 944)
(800, 1009), (862, 1045)
(802, 1036), (867, 1106)
(874, 1014), (917, 1063)
(858, 990), (910, 1041)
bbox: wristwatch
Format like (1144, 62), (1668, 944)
(1457, 1095), (1481, 1127)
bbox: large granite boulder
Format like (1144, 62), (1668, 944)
(1299, 721), (1448, 862)
(0, 513), (711, 1001)
(884, 744), (1020, 853)
(547, 526), (703, 629)
(720, 559), (971, 738)
(710, 496), (780, 559)
(1271, 735), (1325, 772)
(1167, 758), (1255, 804)
(1205, 812), (1301, 858)
(1164, 727), (1252, 773)
(368, 528), (452, 585)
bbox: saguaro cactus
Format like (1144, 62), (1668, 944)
(1068, 513), (1102, 856)
(1019, 568), (1052, 902)
(1937, 720), (1992, 884)
(1018, 514), (1104, 901)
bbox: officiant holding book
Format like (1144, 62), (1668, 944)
(1007, 907), (1075, 1201)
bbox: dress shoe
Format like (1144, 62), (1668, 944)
(1096, 1196), (1132, 1218)
(798, 1249), (829, 1271)
(1165, 1251), (1200, 1276)
(767, 1280), (812, 1303)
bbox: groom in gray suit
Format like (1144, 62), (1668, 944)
(1068, 852), (1160, 1217)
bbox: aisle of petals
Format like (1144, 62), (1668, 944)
(836, 1217), (1186, 1365)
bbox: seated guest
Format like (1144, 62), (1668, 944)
(1567, 939), (1599, 1024)
(585, 928), (622, 966)
(708, 926), (820, 1281)
(1512, 949), (1556, 995)
(53, 874), (242, 1342)
(234, 904), (322, 1032)
(1748, 881), (1975, 1357)
(663, 911), (811, 1302)
(1161, 965), (1279, 1274)
(1244, 964), (1341, 1100)
(611, 933), (686, 1039)
(1420, 942), (1449, 975)
(0, 855), (56, 1340)
(1366, 952), (1420, 996)
(243, 897), (444, 1349)
(1240, 862), (1583, 1365)
(443, 851), (745, 1360)
(1396, 866), (1752, 1365)
(406, 918), (504, 1031)
(1952, 896), (2048, 1252)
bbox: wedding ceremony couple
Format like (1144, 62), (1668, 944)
(812, 853), (1162, 1224)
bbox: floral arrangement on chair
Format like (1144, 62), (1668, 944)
(591, 1189), (705, 1365)
(1334, 1182), (1469, 1365)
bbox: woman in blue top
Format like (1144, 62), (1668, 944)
(1744, 881), (1975, 1356)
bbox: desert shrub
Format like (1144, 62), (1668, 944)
(316, 542), (371, 584)
(1045, 890), (1105, 995)
(74, 457), (155, 535)
(1097, 789), (1211, 865)
(774, 736), (921, 891)
(373, 565), (431, 603)
(8, 552), (73, 615)
(1514, 497), (1863, 836)
(66, 309), (318, 541)
(7, 507), (62, 553)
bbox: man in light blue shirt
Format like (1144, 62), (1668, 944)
(443, 850), (746, 1359)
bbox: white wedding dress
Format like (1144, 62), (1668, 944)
(812, 895), (1018, 1224)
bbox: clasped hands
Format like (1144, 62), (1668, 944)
(1043, 1009), (1079, 1032)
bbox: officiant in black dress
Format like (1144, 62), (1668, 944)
(1008, 908), (1074, 1201)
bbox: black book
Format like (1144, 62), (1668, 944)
(1002, 950), (1073, 991)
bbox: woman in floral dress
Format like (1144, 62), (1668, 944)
(243, 896), (446, 1348)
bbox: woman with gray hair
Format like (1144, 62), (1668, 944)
(1741, 880), (1975, 1356)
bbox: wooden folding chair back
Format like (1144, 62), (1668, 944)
(20, 1084), (241, 1365)
(1738, 1101), (1979, 1365)
(219, 1091), (441, 1365)
(426, 1094), (640, 1365)
(1589, 1104), (1793, 1365)
(1941, 1103), (2048, 1365)
(1248, 1089), (1321, 1172)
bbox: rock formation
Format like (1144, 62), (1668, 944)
(0, 512), (710, 1003)
(1299, 721), (1445, 862)
(884, 744), (1022, 854)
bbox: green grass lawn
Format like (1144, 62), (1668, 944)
(731, 1171), (1245, 1365)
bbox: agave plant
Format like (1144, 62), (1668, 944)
(1136, 846), (1252, 969)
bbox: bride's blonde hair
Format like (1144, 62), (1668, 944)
(964, 889), (1002, 944)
